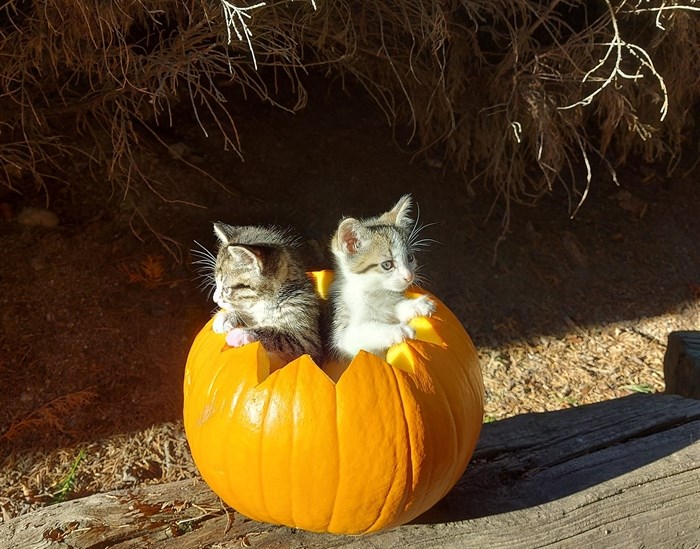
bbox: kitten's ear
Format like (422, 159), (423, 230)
(214, 222), (236, 244)
(228, 245), (263, 272)
(380, 194), (413, 229)
(336, 218), (365, 255)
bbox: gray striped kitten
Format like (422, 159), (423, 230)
(328, 194), (436, 361)
(208, 223), (322, 365)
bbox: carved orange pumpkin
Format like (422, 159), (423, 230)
(183, 270), (483, 534)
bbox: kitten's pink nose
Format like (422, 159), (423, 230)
(402, 271), (414, 284)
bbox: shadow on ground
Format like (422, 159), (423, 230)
(1, 87), (698, 456)
(416, 393), (700, 523)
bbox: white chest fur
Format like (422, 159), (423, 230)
(335, 270), (436, 357)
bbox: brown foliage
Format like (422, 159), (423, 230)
(0, 0), (698, 220)
(1, 390), (98, 442)
(117, 254), (167, 288)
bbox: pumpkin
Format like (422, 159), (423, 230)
(183, 270), (483, 534)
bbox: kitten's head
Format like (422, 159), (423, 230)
(331, 194), (418, 293)
(212, 223), (295, 311)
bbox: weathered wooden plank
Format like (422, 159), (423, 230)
(2, 394), (699, 548)
(473, 391), (700, 458)
(664, 331), (700, 399)
(444, 393), (700, 517)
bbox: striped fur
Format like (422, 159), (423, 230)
(327, 194), (436, 361)
(209, 223), (322, 365)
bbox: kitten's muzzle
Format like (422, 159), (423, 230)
(213, 285), (232, 309)
(399, 270), (414, 284)
(216, 300), (234, 311)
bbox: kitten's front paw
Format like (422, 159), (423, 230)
(213, 310), (240, 334)
(397, 295), (437, 322)
(400, 322), (417, 340)
(225, 328), (258, 348)
(212, 310), (229, 334)
(389, 323), (416, 345)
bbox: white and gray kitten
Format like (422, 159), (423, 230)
(328, 194), (435, 361)
(199, 223), (322, 365)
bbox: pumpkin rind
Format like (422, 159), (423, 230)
(183, 270), (483, 534)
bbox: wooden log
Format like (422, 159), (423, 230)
(664, 331), (700, 399)
(2, 394), (699, 548)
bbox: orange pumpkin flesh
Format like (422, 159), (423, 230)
(183, 270), (483, 534)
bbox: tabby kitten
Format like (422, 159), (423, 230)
(328, 194), (435, 360)
(207, 223), (322, 365)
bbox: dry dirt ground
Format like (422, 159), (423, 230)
(1, 89), (699, 521)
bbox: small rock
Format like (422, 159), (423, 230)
(17, 207), (59, 228)
(612, 190), (648, 218)
(167, 142), (191, 160)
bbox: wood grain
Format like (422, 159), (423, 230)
(2, 394), (699, 548)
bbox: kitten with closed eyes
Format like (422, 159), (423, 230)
(197, 223), (322, 365)
(327, 194), (436, 361)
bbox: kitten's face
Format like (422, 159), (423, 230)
(350, 228), (416, 292)
(332, 194), (418, 292)
(212, 225), (288, 312)
(213, 245), (269, 311)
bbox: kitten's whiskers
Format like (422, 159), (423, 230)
(192, 241), (217, 299)
(407, 206), (440, 252)
(412, 264), (434, 289)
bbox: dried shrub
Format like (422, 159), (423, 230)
(1, 390), (98, 443)
(0, 0), (698, 223)
(118, 254), (168, 288)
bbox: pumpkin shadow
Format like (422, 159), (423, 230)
(412, 393), (700, 524)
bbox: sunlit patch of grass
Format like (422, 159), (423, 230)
(620, 383), (655, 394)
(560, 396), (581, 407)
(50, 449), (86, 504)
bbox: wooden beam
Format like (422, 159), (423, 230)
(2, 394), (699, 548)
(664, 331), (700, 399)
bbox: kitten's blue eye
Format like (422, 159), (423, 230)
(381, 260), (394, 271)
(407, 253), (415, 263)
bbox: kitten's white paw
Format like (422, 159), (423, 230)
(212, 310), (228, 334)
(413, 295), (437, 317)
(225, 328), (258, 348)
(389, 323), (415, 345)
(397, 295), (436, 322)
(400, 322), (417, 340)
(214, 310), (241, 334)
